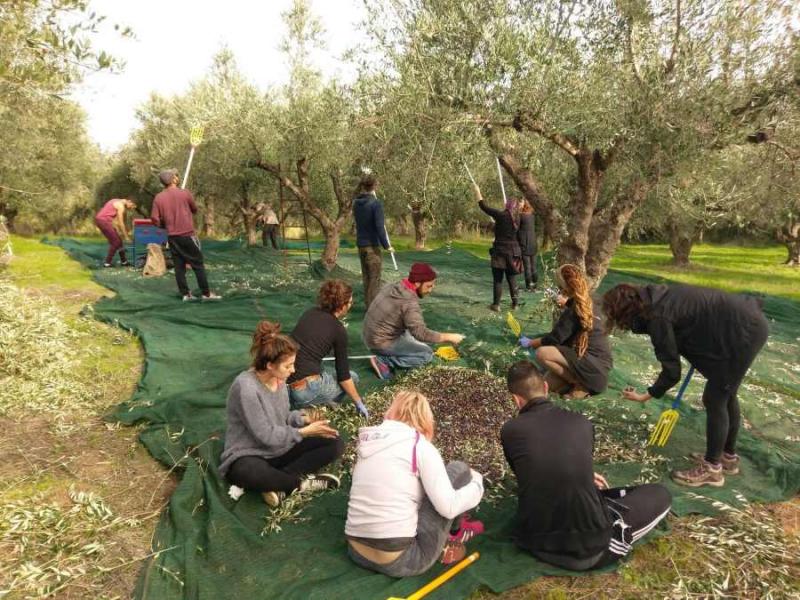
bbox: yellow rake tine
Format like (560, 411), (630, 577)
(506, 311), (521, 337)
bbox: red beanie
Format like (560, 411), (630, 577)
(408, 262), (437, 283)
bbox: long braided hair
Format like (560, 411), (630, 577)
(555, 264), (593, 358)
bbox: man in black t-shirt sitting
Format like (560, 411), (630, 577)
(287, 280), (369, 418)
(501, 360), (671, 570)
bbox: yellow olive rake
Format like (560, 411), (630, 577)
(387, 552), (479, 600)
(181, 125), (205, 189)
(434, 345), (460, 361)
(506, 311), (521, 337)
(648, 366), (695, 447)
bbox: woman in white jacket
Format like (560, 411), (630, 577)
(345, 390), (485, 576)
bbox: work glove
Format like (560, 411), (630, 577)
(519, 335), (533, 348)
(355, 401), (370, 419)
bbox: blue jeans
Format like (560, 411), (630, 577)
(373, 331), (433, 370)
(289, 369), (359, 409)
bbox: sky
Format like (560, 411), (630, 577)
(70, 0), (367, 152)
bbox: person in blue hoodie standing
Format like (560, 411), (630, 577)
(353, 173), (394, 307)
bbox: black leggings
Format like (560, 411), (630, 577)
(701, 316), (768, 462)
(226, 437), (344, 494)
(492, 267), (519, 305)
(522, 255), (538, 287)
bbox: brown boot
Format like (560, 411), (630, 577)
(262, 491), (286, 507)
(690, 452), (740, 475)
(672, 460), (725, 488)
(440, 541), (467, 565)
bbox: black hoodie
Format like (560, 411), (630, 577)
(633, 284), (768, 397)
(501, 399), (612, 568)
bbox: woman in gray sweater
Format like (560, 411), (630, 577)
(219, 320), (344, 507)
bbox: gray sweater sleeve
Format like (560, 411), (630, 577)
(235, 378), (303, 449)
(403, 297), (442, 344)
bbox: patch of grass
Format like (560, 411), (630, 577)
(0, 236), (169, 600)
(612, 244), (800, 301)
(7, 235), (109, 300)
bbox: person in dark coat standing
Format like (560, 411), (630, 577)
(520, 264), (612, 398)
(501, 360), (671, 571)
(472, 182), (522, 312)
(602, 283), (769, 488)
(517, 199), (538, 291)
(352, 173), (394, 308)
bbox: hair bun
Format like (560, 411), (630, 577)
(256, 320), (280, 339)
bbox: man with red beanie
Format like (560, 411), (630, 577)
(362, 262), (465, 379)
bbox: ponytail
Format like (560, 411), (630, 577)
(250, 320), (298, 371)
(556, 264), (593, 358)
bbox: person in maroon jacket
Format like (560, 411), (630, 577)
(150, 169), (221, 301)
(95, 197), (136, 267)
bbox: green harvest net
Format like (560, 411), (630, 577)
(50, 238), (800, 600)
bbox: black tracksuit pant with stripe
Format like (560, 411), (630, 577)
(501, 398), (672, 571)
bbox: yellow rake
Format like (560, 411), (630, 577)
(648, 366), (695, 447)
(434, 345), (460, 361)
(387, 552), (479, 600)
(506, 311), (521, 337)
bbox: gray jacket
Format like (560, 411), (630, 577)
(219, 370), (305, 477)
(362, 281), (442, 349)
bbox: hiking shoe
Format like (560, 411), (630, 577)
(299, 473), (341, 493)
(201, 292), (222, 301)
(488, 304), (500, 312)
(449, 515), (485, 544)
(690, 452), (740, 475)
(671, 459), (725, 488)
(182, 293), (197, 302)
(441, 541), (467, 565)
(369, 356), (392, 380)
(262, 491), (286, 508)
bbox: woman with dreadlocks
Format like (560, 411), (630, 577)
(472, 182), (522, 312)
(519, 264), (612, 399)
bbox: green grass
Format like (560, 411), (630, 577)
(611, 244), (800, 302)
(7, 234), (110, 296)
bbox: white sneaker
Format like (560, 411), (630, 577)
(201, 292), (222, 301)
(182, 293), (197, 302)
(299, 473), (340, 493)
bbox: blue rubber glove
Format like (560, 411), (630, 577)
(519, 335), (533, 348)
(355, 401), (369, 419)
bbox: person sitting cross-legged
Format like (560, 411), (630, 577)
(287, 280), (368, 418)
(362, 262), (464, 380)
(345, 390), (485, 576)
(219, 320), (344, 508)
(501, 360), (672, 571)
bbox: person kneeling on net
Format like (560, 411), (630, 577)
(345, 391), (485, 575)
(519, 264), (612, 399)
(501, 360), (671, 570)
(602, 283), (768, 488)
(287, 280), (368, 417)
(362, 262), (464, 380)
(218, 320), (344, 508)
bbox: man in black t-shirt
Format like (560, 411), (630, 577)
(287, 280), (368, 417)
(501, 360), (671, 570)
